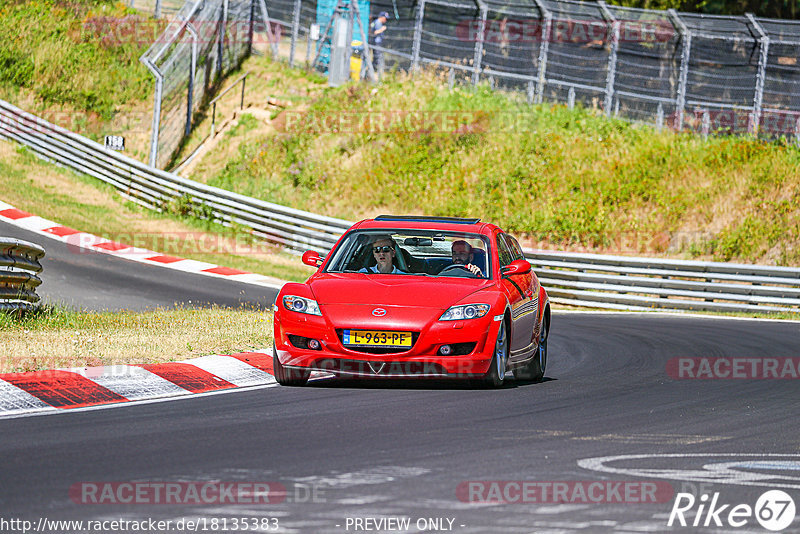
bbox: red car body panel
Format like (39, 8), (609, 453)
(273, 217), (549, 379)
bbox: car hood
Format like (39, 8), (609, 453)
(309, 273), (491, 309)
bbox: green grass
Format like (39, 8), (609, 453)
(0, 143), (316, 282)
(0, 0), (155, 118)
(0, 303), (274, 372)
(195, 61), (800, 266)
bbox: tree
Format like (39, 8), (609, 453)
(605, 0), (799, 19)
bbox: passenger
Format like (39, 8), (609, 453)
(450, 240), (483, 277)
(360, 235), (405, 274)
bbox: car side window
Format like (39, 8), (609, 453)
(496, 234), (514, 268)
(506, 235), (525, 262)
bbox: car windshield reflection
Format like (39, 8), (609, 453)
(325, 230), (492, 279)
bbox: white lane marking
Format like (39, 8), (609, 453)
(0, 202), (287, 289)
(290, 466), (431, 489)
(176, 355), (276, 387)
(155, 259), (218, 272)
(0, 382), (283, 421)
(578, 453), (800, 490)
(227, 272), (284, 289)
(11, 215), (56, 232)
(70, 365), (189, 400)
(569, 433), (728, 445)
(0, 380), (55, 415)
(553, 310), (800, 324)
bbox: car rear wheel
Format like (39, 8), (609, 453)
(273, 347), (310, 386)
(479, 320), (508, 388)
(513, 315), (547, 382)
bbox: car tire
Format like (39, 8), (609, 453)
(479, 320), (508, 388)
(513, 315), (547, 382)
(273, 347), (310, 386)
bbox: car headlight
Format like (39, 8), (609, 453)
(282, 295), (322, 316)
(439, 304), (490, 321)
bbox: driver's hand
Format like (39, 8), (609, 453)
(466, 264), (483, 277)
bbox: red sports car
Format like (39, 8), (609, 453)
(272, 216), (550, 387)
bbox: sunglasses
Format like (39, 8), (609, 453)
(372, 245), (393, 253)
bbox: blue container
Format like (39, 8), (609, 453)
(316, 0), (370, 67)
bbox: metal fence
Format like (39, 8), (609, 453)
(138, 0), (800, 169)
(1, 99), (799, 314)
(126, 0), (186, 19)
(258, 0), (800, 141)
(0, 238), (45, 313)
(139, 0), (259, 169)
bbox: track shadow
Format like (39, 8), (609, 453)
(305, 375), (557, 390)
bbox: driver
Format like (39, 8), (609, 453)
(450, 240), (483, 277)
(360, 235), (405, 274)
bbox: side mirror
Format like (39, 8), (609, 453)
(302, 250), (324, 267)
(501, 258), (531, 276)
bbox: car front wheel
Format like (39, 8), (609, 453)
(273, 347), (310, 386)
(513, 315), (547, 382)
(479, 320), (508, 388)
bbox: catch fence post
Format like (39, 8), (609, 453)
(746, 13), (769, 136)
(142, 58), (164, 168)
(471, 1), (487, 86)
(669, 9), (691, 131)
(290, 0), (302, 66)
(185, 23), (199, 138)
(599, 2), (620, 117)
(532, 0), (551, 104)
(411, 0), (426, 74)
(656, 103), (664, 130)
(701, 109), (710, 138)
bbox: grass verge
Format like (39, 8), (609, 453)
(0, 140), (315, 282)
(0, 304), (273, 373)
(0, 0), (154, 118)
(190, 61), (800, 266)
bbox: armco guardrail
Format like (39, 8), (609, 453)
(1, 99), (799, 314)
(0, 100), (352, 253)
(0, 238), (45, 312)
(527, 251), (800, 314)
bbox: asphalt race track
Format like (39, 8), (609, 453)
(2, 220), (800, 533)
(0, 219), (279, 311)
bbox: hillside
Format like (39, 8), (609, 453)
(0, 1), (798, 268)
(185, 59), (800, 266)
(0, 0), (157, 159)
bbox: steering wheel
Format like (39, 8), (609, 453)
(438, 264), (479, 278)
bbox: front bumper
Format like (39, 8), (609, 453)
(273, 309), (500, 378)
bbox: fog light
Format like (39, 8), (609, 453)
(439, 344), (452, 356)
(308, 339), (321, 350)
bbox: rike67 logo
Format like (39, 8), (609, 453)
(668, 490), (796, 531)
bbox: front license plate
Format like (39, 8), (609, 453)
(343, 330), (412, 347)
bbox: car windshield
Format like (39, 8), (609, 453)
(325, 230), (492, 279)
